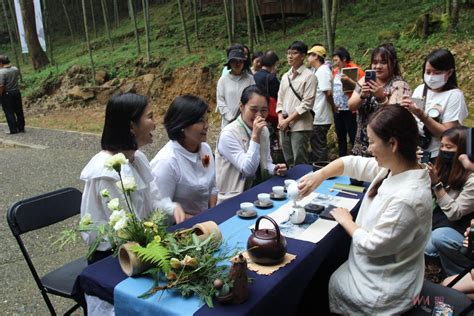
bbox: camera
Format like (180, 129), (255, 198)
(467, 128), (473, 162)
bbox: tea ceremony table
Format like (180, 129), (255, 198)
(73, 164), (364, 315)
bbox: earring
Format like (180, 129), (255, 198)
(181, 129), (184, 132)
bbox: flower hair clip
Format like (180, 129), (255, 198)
(202, 155), (210, 168)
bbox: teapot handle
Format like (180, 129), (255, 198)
(255, 215), (282, 243)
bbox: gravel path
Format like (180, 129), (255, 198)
(0, 123), (185, 314)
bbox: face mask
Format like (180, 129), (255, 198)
(439, 150), (455, 165)
(424, 73), (447, 90)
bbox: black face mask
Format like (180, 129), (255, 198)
(439, 150), (455, 165)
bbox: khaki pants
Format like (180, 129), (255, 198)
(279, 130), (311, 167)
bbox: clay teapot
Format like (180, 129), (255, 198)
(247, 216), (287, 265)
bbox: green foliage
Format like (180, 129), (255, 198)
(130, 241), (171, 273)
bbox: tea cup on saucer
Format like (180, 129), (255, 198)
(272, 186), (285, 197)
(257, 193), (271, 205)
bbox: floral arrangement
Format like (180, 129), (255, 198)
(55, 153), (238, 307)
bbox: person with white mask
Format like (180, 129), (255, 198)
(401, 48), (468, 159)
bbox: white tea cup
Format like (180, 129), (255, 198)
(272, 186), (284, 196)
(284, 179), (296, 188)
(257, 193), (271, 205)
(240, 202), (254, 213)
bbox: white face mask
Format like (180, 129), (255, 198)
(424, 73), (447, 90)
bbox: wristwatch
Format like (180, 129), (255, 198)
(432, 181), (444, 191)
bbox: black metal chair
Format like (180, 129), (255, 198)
(7, 187), (87, 315)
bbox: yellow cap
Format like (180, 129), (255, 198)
(308, 46), (327, 58)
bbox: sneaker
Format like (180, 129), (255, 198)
(5, 130), (18, 134)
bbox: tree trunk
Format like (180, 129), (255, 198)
(177, 0), (190, 53)
(330, 0), (338, 53)
(251, 0), (259, 45)
(89, 0), (97, 38)
(81, 0), (95, 84)
(1, 0), (22, 79)
(193, 0), (198, 39)
(128, 0), (141, 55)
(322, 0), (333, 55)
(141, 0), (150, 61)
(280, 0), (286, 36)
(20, 0), (49, 70)
(446, 0), (452, 16)
(223, 0), (232, 45)
(450, 0), (460, 30)
(100, 0), (113, 49)
(60, 0), (74, 38)
(42, 0), (54, 65)
(245, 0), (253, 52)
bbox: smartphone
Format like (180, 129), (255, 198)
(412, 97), (425, 111)
(365, 70), (376, 82)
(421, 151), (431, 164)
(467, 128), (473, 162)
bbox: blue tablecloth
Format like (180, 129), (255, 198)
(73, 164), (363, 315)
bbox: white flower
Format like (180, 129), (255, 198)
(114, 216), (128, 231)
(80, 213), (93, 226)
(105, 153), (128, 172)
(109, 209), (126, 227)
(100, 189), (110, 198)
(116, 177), (137, 193)
(107, 198), (120, 211)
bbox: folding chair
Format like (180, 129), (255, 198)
(7, 187), (87, 315)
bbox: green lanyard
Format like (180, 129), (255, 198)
(237, 116), (252, 140)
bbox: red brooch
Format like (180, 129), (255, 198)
(202, 155), (210, 168)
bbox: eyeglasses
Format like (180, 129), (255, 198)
(287, 51), (302, 56)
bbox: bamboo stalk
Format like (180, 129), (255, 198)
(100, 0), (113, 49)
(7, 0), (20, 44)
(141, 0), (150, 61)
(113, 0), (119, 28)
(253, 0), (266, 41)
(193, 0), (198, 39)
(89, 0), (97, 38)
(61, 0), (74, 38)
(223, 0), (232, 46)
(251, 0), (259, 45)
(81, 0), (96, 85)
(245, 0), (253, 52)
(1, 0), (21, 80)
(177, 0), (190, 53)
(128, 0), (141, 55)
(42, 0), (54, 65)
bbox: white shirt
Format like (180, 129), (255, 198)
(80, 151), (175, 251)
(312, 64), (333, 125)
(329, 156), (432, 315)
(413, 84), (468, 157)
(217, 118), (275, 178)
(216, 72), (255, 128)
(150, 141), (217, 216)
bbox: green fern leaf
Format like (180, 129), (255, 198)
(130, 242), (171, 273)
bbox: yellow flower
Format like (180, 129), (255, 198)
(143, 221), (155, 228)
(153, 235), (161, 243)
(104, 153), (128, 172)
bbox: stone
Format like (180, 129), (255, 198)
(95, 70), (108, 85)
(120, 83), (136, 94)
(68, 85), (95, 101)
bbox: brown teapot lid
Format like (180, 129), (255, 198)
(254, 228), (277, 240)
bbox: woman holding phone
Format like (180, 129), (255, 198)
(298, 105), (431, 314)
(348, 43), (411, 157)
(424, 127), (474, 276)
(215, 85), (287, 203)
(401, 48), (468, 159)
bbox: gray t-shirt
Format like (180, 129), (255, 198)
(0, 66), (20, 92)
